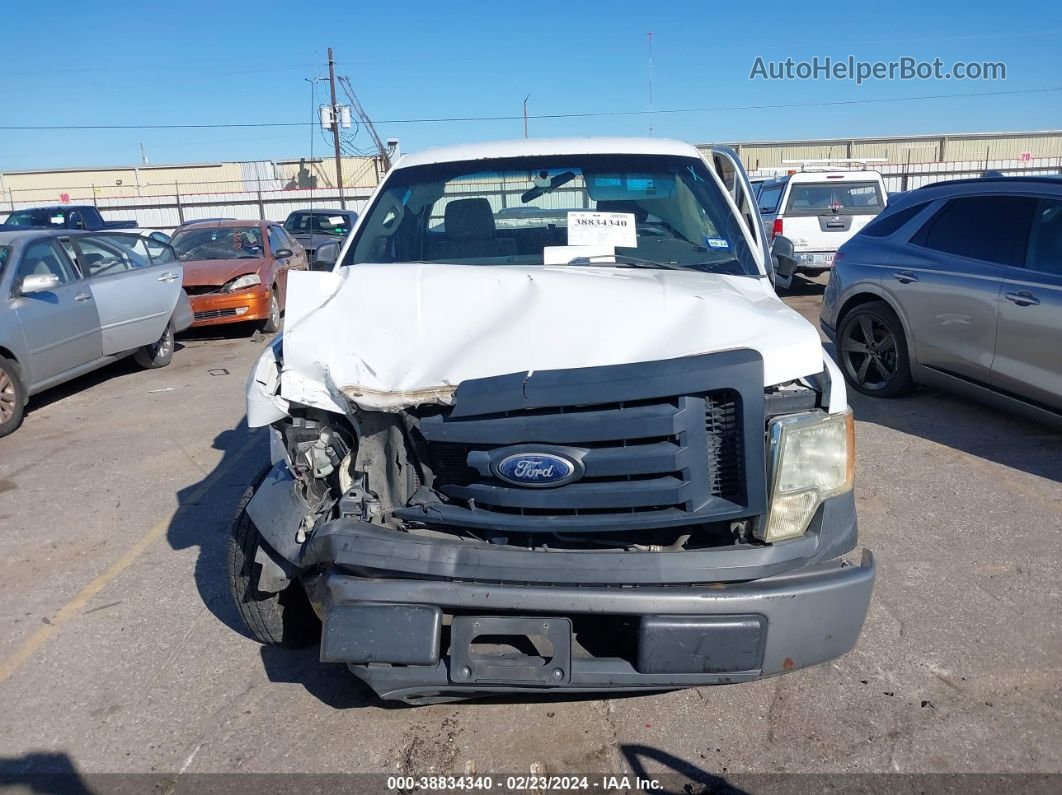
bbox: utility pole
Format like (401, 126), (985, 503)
(647, 32), (654, 137)
(327, 47), (346, 209)
(523, 94), (530, 139)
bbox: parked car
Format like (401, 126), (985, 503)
(234, 137), (875, 703)
(758, 164), (887, 280)
(282, 209), (358, 265)
(0, 230), (192, 437)
(169, 220), (307, 332)
(820, 175), (1062, 427)
(1, 205), (137, 231)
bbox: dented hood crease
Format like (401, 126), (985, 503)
(277, 263), (824, 413)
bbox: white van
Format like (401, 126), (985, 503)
(756, 162), (887, 276)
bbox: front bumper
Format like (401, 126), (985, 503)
(188, 285), (272, 327)
(309, 550), (874, 703)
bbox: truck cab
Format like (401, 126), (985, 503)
(2, 205), (137, 232)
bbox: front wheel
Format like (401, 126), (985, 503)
(133, 322), (175, 369)
(259, 291), (281, 334)
(837, 301), (914, 398)
(227, 471), (320, 647)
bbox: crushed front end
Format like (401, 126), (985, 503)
(243, 341), (874, 704)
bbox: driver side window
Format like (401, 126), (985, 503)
(65, 238), (136, 277)
(17, 240), (79, 286)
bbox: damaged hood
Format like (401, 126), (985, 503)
(277, 263), (824, 413)
(181, 258), (266, 287)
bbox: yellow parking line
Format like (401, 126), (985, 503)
(0, 434), (260, 684)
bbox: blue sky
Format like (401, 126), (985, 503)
(1, 0), (1060, 170)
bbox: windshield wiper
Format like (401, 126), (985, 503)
(566, 254), (684, 271)
(686, 258), (746, 275)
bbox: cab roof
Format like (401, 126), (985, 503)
(395, 137), (704, 169)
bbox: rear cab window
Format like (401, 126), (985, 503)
(784, 181), (885, 216)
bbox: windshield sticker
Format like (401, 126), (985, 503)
(50, 215), (65, 224)
(327, 216), (346, 225)
(705, 237), (730, 249)
(567, 211), (637, 248)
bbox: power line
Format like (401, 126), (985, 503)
(0, 86), (1058, 131)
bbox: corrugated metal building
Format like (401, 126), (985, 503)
(704, 130), (1062, 170)
(0, 155), (381, 205)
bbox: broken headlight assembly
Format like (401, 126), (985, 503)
(761, 409), (855, 543)
(223, 273), (262, 292)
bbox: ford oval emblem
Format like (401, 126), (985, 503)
(494, 452), (578, 488)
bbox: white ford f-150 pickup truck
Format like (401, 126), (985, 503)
(233, 137), (875, 703)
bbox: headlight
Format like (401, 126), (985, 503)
(224, 273), (262, 292)
(761, 409), (855, 542)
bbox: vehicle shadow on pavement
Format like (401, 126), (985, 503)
(779, 273), (828, 297)
(620, 744), (748, 795)
(165, 418), (383, 710)
(23, 341), (189, 421)
(166, 419), (267, 639)
(0, 752), (94, 794)
(259, 646), (380, 709)
(823, 344), (1061, 483)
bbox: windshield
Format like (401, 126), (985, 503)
(3, 209), (69, 228)
(343, 154), (759, 275)
(169, 226), (264, 261)
(284, 211), (354, 236)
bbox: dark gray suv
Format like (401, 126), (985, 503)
(820, 176), (1061, 427)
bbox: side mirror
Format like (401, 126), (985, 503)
(770, 236), (797, 291)
(274, 248), (294, 259)
(20, 273), (61, 294)
(312, 241), (340, 271)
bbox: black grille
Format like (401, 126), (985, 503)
(397, 351), (767, 534)
(185, 285), (222, 296)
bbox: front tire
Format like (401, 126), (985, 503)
(0, 355), (27, 438)
(227, 471), (320, 647)
(837, 301), (914, 398)
(259, 291), (281, 334)
(133, 322), (175, 369)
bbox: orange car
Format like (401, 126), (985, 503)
(171, 220), (308, 331)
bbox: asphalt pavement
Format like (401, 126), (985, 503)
(0, 281), (1059, 791)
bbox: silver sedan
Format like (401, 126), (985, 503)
(0, 229), (192, 437)
(820, 175), (1062, 427)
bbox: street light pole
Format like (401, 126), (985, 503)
(327, 47), (346, 209)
